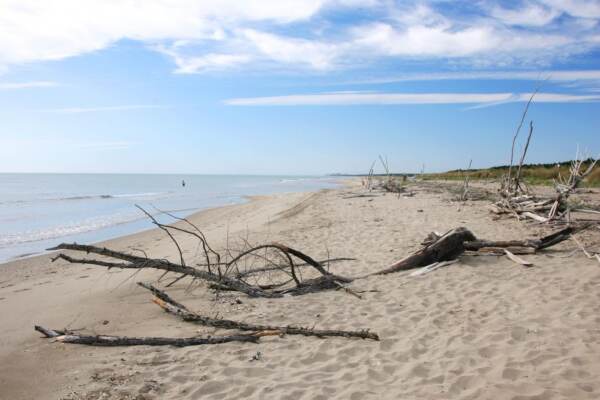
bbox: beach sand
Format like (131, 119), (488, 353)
(1, 180), (599, 400)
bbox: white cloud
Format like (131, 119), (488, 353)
(352, 23), (498, 57)
(345, 69), (600, 85)
(225, 91), (600, 106)
(517, 92), (600, 102)
(38, 105), (171, 113)
(156, 44), (252, 73)
(0, 0), (341, 66)
(240, 29), (342, 70)
(539, 0), (600, 19)
(0, 81), (58, 89)
(176, 53), (252, 73)
(350, 3), (581, 63)
(226, 92), (514, 105)
(0, 1), (598, 72)
(491, 2), (559, 27)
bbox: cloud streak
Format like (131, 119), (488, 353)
(0, 81), (58, 90)
(225, 92), (600, 106)
(343, 70), (600, 85)
(38, 105), (172, 114)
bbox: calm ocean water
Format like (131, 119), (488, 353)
(0, 174), (340, 263)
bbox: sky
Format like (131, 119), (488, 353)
(0, 0), (599, 175)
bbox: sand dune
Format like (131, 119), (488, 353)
(1, 180), (599, 399)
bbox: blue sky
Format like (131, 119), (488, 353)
(0, 0), (599, 174)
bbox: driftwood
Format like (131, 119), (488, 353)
(493, 84), (597, 225)
(51, 223), (584, 301)
(548, 151), (599, 220)
(364, 160), (376, 191)
(139, 283), (379, 340)
(460, 159), (473, 201)
(35, 325), (259, 346)
(377, 225), (577, 274)
(40, 217), (588, 350)
(234, 257), (355, 279)
(409, 259), (459, 276)
(504, 249), (533, 266)
(470, 246), (536, 256)
(463, 225), (580, 251)
(571, 236), (600, 265)
(49, 240), (353, 299)
(49, 243), (279, 298)
(502, 89), (538, 197)
(495, 152), (598, 224)
(375, 227), (477, 274)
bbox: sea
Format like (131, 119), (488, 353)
(0, 174), (340, 263)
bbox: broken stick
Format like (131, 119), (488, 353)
(504, 249), (533, 267)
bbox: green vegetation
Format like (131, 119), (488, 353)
(423, 159), (600, 187)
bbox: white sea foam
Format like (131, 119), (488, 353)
(0, 213), (144, 247)
(0, 192), (169, 205)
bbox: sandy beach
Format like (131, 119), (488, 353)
(1, 179), (600, 400)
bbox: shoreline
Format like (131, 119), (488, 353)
(0, 186), (334, 399)
(0, 184), (340, 271)
(1, 198), (249, 265)
(0, 175), (344, 265)
(2, 180), (600, 400)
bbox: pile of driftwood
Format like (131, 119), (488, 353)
(492, 154), (599, 224)
(361, 155), (411, 196)
(491, 89), (599, 225)
(37, 206), (585, 348)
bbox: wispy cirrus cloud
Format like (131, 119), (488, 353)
(38, 105), (172, 114)
(342, 70), (600, 85)
(538, 0), (600, 19)
(225, 91), (600, 106)
(0, 81), (58, 90)
(490, 2), (560, 27)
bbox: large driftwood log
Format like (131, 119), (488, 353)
(377, 225), (581, 274)
(35, 325), (259, 346)
(138, 283), (379, 341)
(374, 227), (477, 274)
(463, 225), (582, 251)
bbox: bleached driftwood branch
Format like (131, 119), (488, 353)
(35, 325), (259, 347)
(138, 283), (379, 341)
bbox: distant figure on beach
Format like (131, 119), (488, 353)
(182, 180), (186, 187)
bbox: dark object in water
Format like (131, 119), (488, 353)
(182, 180), (186, 187)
